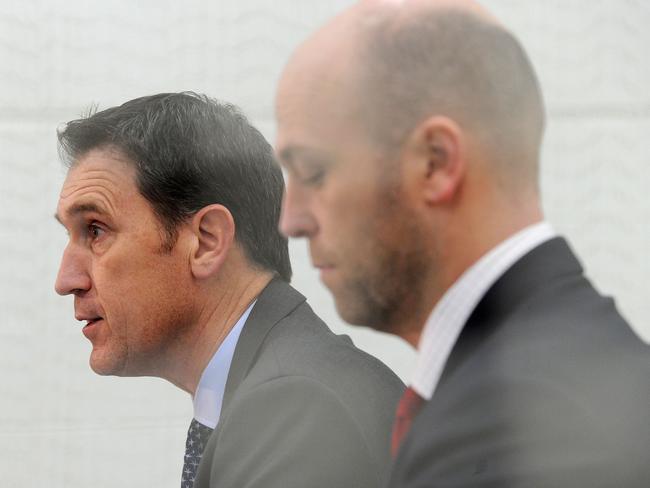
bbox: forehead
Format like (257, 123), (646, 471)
(57, 148), (141, 221)
(275, 30), (369, 151)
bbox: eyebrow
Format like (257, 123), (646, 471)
(54, 202), (109, 225)
(277, 146), (333, 168)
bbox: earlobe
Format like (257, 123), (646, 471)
(189, 204), (235, 280)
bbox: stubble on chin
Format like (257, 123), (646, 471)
(334, 240), (429, 338)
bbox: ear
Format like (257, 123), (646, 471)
(405, 116), (466, 205)
(188, 204), (235, 280)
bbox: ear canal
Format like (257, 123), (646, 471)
(426, 159), (436, 178)
(426, 141), (447, 178)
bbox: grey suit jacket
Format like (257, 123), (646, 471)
(389, 237), (650, 487)
(195, 278), (404, 488)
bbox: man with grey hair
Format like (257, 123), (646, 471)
(276, 0), (650, 486)
(54, 92), (403, 488)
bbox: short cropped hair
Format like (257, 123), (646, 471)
(359, 7), (545, 186)
(58, 92), (292, 281)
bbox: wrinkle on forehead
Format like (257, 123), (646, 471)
(57, 150), (137, 222)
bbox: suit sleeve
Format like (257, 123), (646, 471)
(200, 375), (379, 488)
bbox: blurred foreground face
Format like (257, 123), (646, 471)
(276, 64), (425, 332)
(55, 148), (194, 376)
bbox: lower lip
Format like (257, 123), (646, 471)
(82, 319), (103, 340)
(318, 266), (335, 280)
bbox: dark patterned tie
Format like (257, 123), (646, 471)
(181, 418), (214, 488)
(391, 386), (425, 457)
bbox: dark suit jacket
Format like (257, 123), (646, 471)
(195, 278), (404, 488)
(389, 237), (650, 487)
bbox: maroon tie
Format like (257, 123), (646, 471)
(391, 386), (425, 457)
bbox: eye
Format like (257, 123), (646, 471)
(87, 222), (106, 240)
(300, 168), (325, 187)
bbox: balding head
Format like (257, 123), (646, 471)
(280, 0), (545, 192)
(275, 0), (546, 338)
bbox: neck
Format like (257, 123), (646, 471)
(163, 269), (274, 395)
(404, 197), (543, 348)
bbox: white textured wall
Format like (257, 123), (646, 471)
(0, 1), (648, 487)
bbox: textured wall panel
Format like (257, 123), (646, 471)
(1, 1), (648, 487)
(543, 117), (650, 340)
(0, 0), (354, 121)
(486, 0), (650, 109)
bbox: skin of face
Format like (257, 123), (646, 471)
(276, 56), (430, 335)
(277, 1), (544, 346)
(55, 148), (198, 377)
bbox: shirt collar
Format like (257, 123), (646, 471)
(192, 301), (255, 428)
(411, 221), (556, 400)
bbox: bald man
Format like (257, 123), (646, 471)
(275, 1), (650, 486)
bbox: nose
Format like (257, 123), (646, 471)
(55, 243), (92, 296)
(279, 181), (318, 238)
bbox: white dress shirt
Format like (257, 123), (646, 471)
(193, 302), (255, 428)
(411, 221), (556, 401)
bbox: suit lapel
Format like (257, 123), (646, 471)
(221, 277), (306, 413)
(438, 237), (585, 386)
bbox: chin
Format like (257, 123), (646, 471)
(88, 351), (126, 377)
(335, 299), (380, 330)
(336, 297), (408, 338)
(89, 362), (114, 376)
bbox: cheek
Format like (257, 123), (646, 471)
(115, 266), (195, 352)
(94, 244), (190, 314)
(134, 278), (196, 350)
(317, 180), (373, 229)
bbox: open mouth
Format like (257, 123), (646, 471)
(81, 317), (104, 340)
(84, 317), (103, 328)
